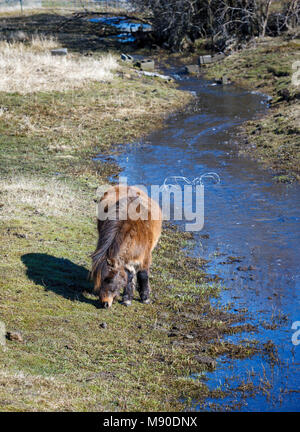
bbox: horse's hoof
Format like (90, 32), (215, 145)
(122, 300), (132, 307)
(142, 298), (151, 304)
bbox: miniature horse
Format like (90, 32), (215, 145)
(91, 185), (162, 309)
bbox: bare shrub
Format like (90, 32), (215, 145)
(132, 0), (300, 50)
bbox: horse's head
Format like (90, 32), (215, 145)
(99, 259), (127, 309)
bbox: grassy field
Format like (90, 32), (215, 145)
(0, 18), (264, 411)
(205, 37), (300, 182)
(0, 8), (289, 412)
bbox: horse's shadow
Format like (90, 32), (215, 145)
(21, 253), (99, 308)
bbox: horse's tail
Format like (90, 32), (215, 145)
(90, 218), (123, 293)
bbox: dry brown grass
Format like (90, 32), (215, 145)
(0, 2), (41, 13)
(0, 177), (92, 220)
(0, 37), (118, 93)
(0, 369), (96, 411)
(28, 33), (58, 50)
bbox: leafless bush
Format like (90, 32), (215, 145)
(281, 0), (300, 35)
(132, 0), (300, 50)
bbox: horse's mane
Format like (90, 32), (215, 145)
(91, 217), (123, 293)
(91, 194), (139, 292)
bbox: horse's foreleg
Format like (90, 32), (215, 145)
(137, 269), (151, 304)
(122, 267), (135, 306)
(137, 251), (153, 304)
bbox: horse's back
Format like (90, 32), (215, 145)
(98, 185), (162, 266)
(98, 185), (161, 224)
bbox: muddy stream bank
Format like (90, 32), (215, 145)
(96, 56), (300, 410)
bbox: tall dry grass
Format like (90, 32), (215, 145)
(0, 176), (92, 219)
(0, 36), (118, 93)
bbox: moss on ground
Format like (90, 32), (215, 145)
(205, 38), (300, 182)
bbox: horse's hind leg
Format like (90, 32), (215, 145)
(137, 269), (151, 304)
(122, 267), (135, 306)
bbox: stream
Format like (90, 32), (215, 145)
(96, 62), (300, 411)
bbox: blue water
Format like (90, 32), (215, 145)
(89, 16), (152, 33)
(96, 67), (300, 411)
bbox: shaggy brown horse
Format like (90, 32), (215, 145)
(91, 185), (162, 308)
